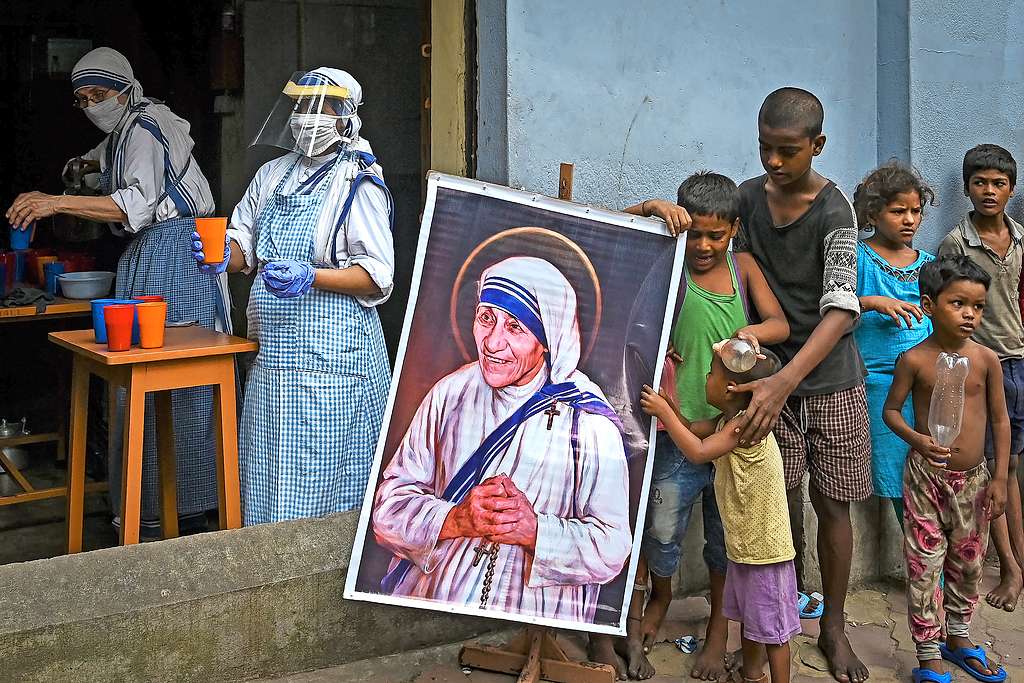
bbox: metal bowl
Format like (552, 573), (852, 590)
(57, 271), (115, 299)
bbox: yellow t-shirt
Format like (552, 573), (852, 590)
(713, 419), (795, 564)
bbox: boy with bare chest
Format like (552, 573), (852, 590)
(883, 254), (1009, 683)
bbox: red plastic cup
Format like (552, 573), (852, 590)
(104, 304), (136, 351)
(136, 301), (167, 349)
(194, 217), (228, 264)
(135, 295), (164, 303)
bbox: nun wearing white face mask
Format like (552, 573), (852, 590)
(5, 47), (230, 540)
(194, 68), (394, 524)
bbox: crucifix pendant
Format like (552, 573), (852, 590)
(472, 542), (495, 567)
(544, 402), (561, 430)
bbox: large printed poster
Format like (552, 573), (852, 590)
(345, 173), (684, 635)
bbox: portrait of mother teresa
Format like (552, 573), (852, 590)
(372, 256), (631, 622)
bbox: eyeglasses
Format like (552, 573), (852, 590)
(72, 90), (115, 109)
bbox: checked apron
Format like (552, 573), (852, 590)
(240, 154), (390, 524)
(102, 108), (222, 528)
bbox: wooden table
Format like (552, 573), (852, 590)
(0, 285), (92, 322)
(49, 327), (258, 552)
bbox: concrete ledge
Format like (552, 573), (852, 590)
(0, 512), (495, 682)
(0, 489), (907, 681)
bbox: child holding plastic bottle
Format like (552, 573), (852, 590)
(852, 161), (936, 523)
(883, 255), (1009, 683)
(641, 347), (798, 683)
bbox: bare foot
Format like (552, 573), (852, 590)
(818, 620), (869, 683)
(589, 634), (627, 680)
(615, 622), (656, 680)
(986, 569), (1022, 612)
(639, 592), (671, 653)
(690, 634), (732, 680)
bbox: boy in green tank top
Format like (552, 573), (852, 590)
(590, 172), (789, 680)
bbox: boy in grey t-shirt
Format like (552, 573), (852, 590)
(733, 87), (870, 683)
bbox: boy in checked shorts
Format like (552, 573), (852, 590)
(732, 87), (870, 683)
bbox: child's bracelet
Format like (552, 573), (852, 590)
(642, 199), (650, 216)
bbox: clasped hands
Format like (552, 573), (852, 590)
(440, 474), (538, 552)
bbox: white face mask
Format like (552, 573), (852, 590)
(289, 113), (345, 157)
(82, 86), (131, 134)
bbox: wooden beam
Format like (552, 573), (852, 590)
(0, 481), (106, 507)
(430, 0), (468, 176)
(558, 163), (575, 200)
(460, 643), (615, 683)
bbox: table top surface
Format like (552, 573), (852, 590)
(48, 326), (258, 365)
(0, 285), (92, 321)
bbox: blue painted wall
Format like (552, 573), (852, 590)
(479, 1), (877, 210)
(476, 0), (1024, 252)
(905, 0), (1024, 250)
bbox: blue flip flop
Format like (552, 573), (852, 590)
(797, 591), (824, 619)
(939, 643), (1007, 682)
(912, 668), (951, 683)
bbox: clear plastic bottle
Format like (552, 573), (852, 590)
(720, 338), (757, 373)
(928, 352), (970, 447)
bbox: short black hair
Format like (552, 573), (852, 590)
(919, 254), (991, 301)
(963, 144), (1017, 190)
(758, 87), (824, 138)
(676, 171), (740, 223)
(853, 160), (935, 228)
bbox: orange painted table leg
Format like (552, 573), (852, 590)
(119, 369), (146, 545)
(213, 357), (242, 530)
(65, 359), (90, 554)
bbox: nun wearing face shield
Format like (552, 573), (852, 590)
(192, 68), (394, 524)
(5, 47), (229, 540)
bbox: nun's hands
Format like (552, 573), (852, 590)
(191, 231), (230, 274)
(439, 476), (510, 541)
(6, 191), (61, 229)
(483, 476), (538, 552)
(262, 260), (315, 298)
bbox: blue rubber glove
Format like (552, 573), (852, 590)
(191, 231), (230, 275)
(262, 260), (315, 299)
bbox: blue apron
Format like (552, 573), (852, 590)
(102, 104), (222, 528)
(239, 154), (390, 524)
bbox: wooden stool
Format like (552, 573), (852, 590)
(49, 327), (258, 552)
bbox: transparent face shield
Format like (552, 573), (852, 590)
(250, 70), (358, 157)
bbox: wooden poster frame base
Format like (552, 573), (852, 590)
(459, 627), (615, 683)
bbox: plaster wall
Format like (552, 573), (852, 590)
(905, 0), (1024, 251)
(490, 0), (877, 210)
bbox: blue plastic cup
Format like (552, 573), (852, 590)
(45, 262), (65, 296)
(9, 223), (34, 250)
(91, 298), (143, 344)
(13, 251), (25, 282)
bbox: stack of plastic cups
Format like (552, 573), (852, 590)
(91, 299), (143, 344)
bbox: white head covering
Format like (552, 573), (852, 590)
(478, 256), (586, 385)
(71, 47), (200, 202)
(298, 67), (364, 144)
(71, 47), (143, 107)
